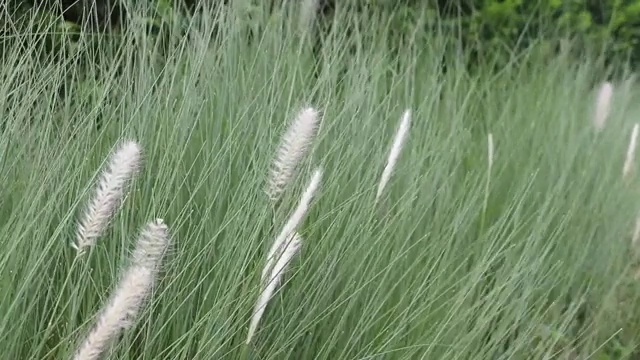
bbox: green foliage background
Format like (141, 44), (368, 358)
(344, 0), (640, 69)
(465, 0), (640, 66)
(5, 0), (640, 70)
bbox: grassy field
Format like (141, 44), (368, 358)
(2, 4), (640, 359)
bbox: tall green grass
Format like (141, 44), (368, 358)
(1, 3), (640, 359)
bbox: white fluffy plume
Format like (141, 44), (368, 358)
(247, 232), (302, 344)
(74, 140), (142, 254)
(266, 107), (319, 203)
(73, 219), (170, 360)
(299, 0), (320, 34)
(248, 168), (322, 344)
(262, 168), (322, 283)
(623, 123), (640, 179)
(632, 212), (640, 250)
(376, 110), (411, 202)
(593, 82), (613, 131)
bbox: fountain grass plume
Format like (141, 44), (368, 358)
(481, 132), (494, 231)
(74, 140), (142, 255)
(265, 107), (320, 203)
(376, 109), (411, 202)
(593, 81), (613, 131)
(299, 0), (320, 35)
(623, 123), (639, 180)
(249, 168), (322, 344)
(633, 213), (640, 251)
(247, 232), (302, 344)
(73, 219), (170, 360)
(261, 168), (322, 284)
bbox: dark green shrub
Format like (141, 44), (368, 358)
(313, 0), (640, 70)
(8, 1), (126, 31)
(7, 0), (640, 74)
(466, 0), (640, 66)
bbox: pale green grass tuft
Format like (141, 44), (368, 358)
(2, 4), (640, 360)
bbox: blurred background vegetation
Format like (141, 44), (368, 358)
(3, 0), (640, 78)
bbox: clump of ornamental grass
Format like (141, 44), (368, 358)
(248, 168), (323, 344)
(74, 140), (142, 255)
(376, 109), (411, 202)
(73, 219), (170, 360)
(265, 107), (320, 204)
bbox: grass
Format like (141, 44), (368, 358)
(2, 3), (640, 359)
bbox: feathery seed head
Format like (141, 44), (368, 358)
(75, 140), (142, 254)
(73, 266), (155, 360)
(248, 232), (303, 344)
(265, 107), (320, 203)
(376, 109), (411, 202)
(623, 123), (640, 180)
(262, 167), (322, 283)
(267, 232), (302, 285)
(73, 219), (170, 360)
(299, 0), (320, 34)
(131, 218), (170, 269)
(593, 81), (613, 131)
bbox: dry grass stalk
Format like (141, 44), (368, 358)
(632, 214), (640, 251)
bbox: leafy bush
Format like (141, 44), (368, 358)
(435, 0), (640, 69)
(464, 0), (640, 67)
(7, 0), (640, 74)
(316, 0), (640, 69)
